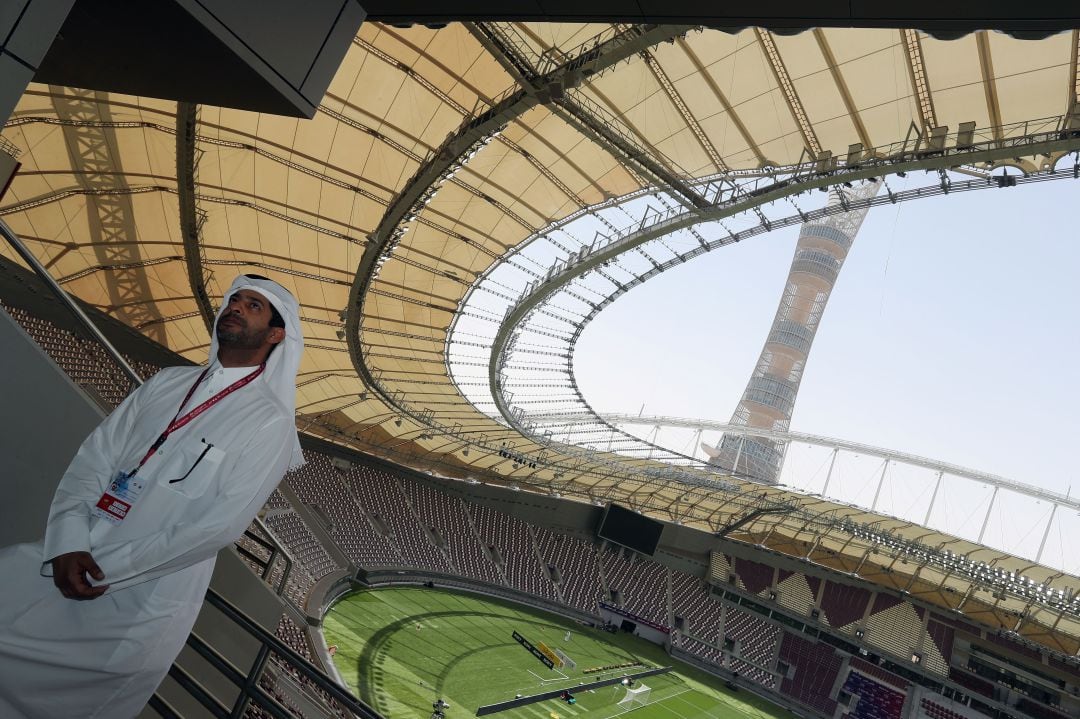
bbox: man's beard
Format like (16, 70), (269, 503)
(216, 317), (271, 349)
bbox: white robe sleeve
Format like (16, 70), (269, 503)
(40, 374), (159, 571)
(88, 413), (294, 593)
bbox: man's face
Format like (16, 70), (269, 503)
(216, 289), (281, 350)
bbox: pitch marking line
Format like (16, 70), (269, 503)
(527, 668), (570, 683)
(666, 689), (728, 719)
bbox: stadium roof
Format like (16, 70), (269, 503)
(3, 22), (1080, 655)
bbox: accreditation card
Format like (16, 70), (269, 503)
(91, 470), (146, 524)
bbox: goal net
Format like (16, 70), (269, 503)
(616, 684), (651, 709)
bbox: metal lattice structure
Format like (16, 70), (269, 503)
(706, 181), (881, 484)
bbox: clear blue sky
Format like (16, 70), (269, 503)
(575, 176), (1079, 500)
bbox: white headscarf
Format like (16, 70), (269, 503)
(209, 275), (305, 470)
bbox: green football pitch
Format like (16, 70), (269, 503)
(321, 587), (788, 719)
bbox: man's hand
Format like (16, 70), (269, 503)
(51, 551), (109, 600)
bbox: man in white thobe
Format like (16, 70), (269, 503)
(0, 275), (306, 718)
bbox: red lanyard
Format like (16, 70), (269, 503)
(128, 363), (265, 477)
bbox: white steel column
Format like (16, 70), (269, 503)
(731, 435), (745, 475)
(821, 447), (840, 496)
(871, 459), (891, 511)
(1036, 503), (1060, 563)
(978, 486), (1001, 543)
(923, 470), (945, 526)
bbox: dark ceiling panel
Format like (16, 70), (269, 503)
(35, 2), (303, 115)
(34, 0), (364, 118)
(362, 0), (1080, 34)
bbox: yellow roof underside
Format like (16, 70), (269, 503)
(3, 23), (1079, 649)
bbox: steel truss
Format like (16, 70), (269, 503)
(531, 412), (1079, 569)
(486, 117), (1080, 462)
(477, 157), (1080, 519)
(337, 105), (1080, 628)
(48, 88), (168, 343)
(344, 23), (697, 410)
(435, 119), (1080, 626)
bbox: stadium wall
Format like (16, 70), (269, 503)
(0, 303), (105, 546)
(353, 568), (600, 626)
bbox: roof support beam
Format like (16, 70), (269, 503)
(473, 23), (710, 209)
(677, 37), (764, 166)
(813, 29), (872, 149)
(1069, 30), (1080, 115)
(497, 132), (588, 210)
(179, 100), (227, 330)
(902, 29), (939, 132)
(549, 93), (711, 209)
(754, 29), (821, 156)
(976, 31), (1005, 141)
(715, 505), (795, 538)
(347, 23), (699, 409)
(358, 33), (589, 209)
(49, 87), (167, 342)
(640, 48), (727, 173)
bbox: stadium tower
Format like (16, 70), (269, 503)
(704, 180), (881, 484)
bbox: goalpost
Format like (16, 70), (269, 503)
(616, 684), (651, 710)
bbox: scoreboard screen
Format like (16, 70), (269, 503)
(597, 503), (663, 556)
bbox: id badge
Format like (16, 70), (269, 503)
(92, 470), (146, 524)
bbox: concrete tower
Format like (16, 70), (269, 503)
(705, 181), (881, 483)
